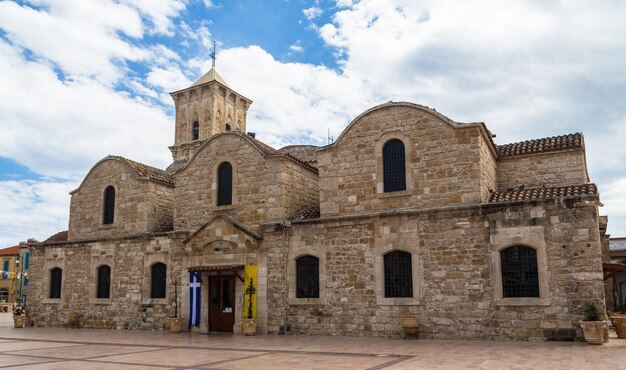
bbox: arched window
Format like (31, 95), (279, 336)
(225, 123), (231, 131)
(217, 162), (233, 206)
(97, 265), (111, 299)
(192, 121), (199, 140)
(382, 139), (406, 192)
(500, 245), (539, 298)
(49, 267), (62, 299)
(296, 256), (319, 298)
(151, 263), (167, 299)
(103, 186), (115, 224)
(384, 251), (412, 297)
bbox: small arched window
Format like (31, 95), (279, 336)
(103, 186), (115, 224)
(296, 256), (319, 298)
(217, 162), (233, 206)
(500, 245), (539, 298)
(192, 121), (199, 140)
(49, 267), (62, 299)
(97, 265), (111, 299)
(384, 251), (412, 298)
(382, 139), (406, 192)
(225, 123), (231, 131)
(151, 263), (167, 299)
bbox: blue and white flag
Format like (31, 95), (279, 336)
(188, 272), (201, 330)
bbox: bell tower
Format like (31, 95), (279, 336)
(168, 47), (252, 163)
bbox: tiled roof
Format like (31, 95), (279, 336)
(0, 246), (20, 255)
(42, 231), (68, 245)
(294, 206), (321, 221)
(489, 184), (597, 203)
(113, 157), (174, 186)
(246, 135), (278, 155)
(496, 133), (583, 158)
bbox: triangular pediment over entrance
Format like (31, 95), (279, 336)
(183, 213), (261, 253)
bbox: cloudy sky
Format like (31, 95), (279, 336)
(0, 0), (625, 247)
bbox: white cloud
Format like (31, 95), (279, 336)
(0, 179), (75, 248)
(122, 0), (186, 36)
(0, 0), (148, 85)
(0, 40), (173, 179)
(303, 6), (323, 21)
(203, 0), (215, 9)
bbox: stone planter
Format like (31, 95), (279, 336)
(13, 315), (26, 328)
(241, 319), (257, 336)
(168, 318), (184, 333)
(580, 321), (607, 344)
(402, 317), (418, 339)
(611, 314), (626, 339)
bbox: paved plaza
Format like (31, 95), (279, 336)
(1, 313), (626, 369)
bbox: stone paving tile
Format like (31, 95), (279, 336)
(95, 348), (263, 367)
(9, 360), (171, 369)
(0, 354), (52, 368)
(205, 352), (396, 370)
(3, 313), (626, 369)
(10, 344), (163, 360)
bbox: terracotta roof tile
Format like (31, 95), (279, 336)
(0, 246), (20, 255)
(42, 231), (68, 245)
(245, 135), (278, 155)
(294, 206), (321, 221)
(114, 157), (174, 186)
(496, 133), (583, 158)
(489, 184), (597, 203)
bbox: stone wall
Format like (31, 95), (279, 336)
(278, 145), (319, 165)
(479, 133), (497, 202)
(496, 149), (588, 190)
(276, 199), (604, 340)
(317, 104), (486, 217)
(68, 158), (174, 241)
(174, 133), (318, 232)
(27, 234), (185, 329)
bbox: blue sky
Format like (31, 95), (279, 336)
(0, 0), (626, 247)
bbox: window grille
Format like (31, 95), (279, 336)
(382, 139), (406, 192)
(0, 288), (8, 301)
(296, 255), (319, 298)
(192, 121), (199, 140)
(97, 265), (111, 299)
(384, 251), (412, 297)
(501, 245), (539, 298)
(151, 263), (167, 299)
(50, 267), (62, 299)
(217, 162), (233, 206)
(103, 186), (115, 224)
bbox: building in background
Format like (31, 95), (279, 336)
(609, 237), (626, 310)
(0, 240), (36, 311)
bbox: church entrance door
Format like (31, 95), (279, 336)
(208, 275), (235, 332)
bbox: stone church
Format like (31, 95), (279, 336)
(29, 66), (609, 340)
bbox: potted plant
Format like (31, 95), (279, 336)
(167, 278), (184, 333)
(610, 303), (626, 339)
(13, 304), (26, 328)
(241, 277), (257, 335)
(580, 301), (606, 344)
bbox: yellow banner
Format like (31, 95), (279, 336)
(243, 265), (257, 319)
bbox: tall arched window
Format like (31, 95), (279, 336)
(500, 245), (539, 298)
(97, 265), (111, 299)
(384, 251), (412, 298)
(382, 139), (406, 192)
(151, 263), (167, 299)
(296, 255), (319, 298)
(217, 162), (233, 206)
(103, 186), (115, 224)
(49, 267), (62, 299)
(192, 121), (199, 140)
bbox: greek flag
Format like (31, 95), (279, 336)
(188, 272), (201, 330)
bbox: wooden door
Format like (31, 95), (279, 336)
(208, 276), (235, 332)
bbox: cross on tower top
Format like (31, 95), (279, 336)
(210, 40), (216, 69)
